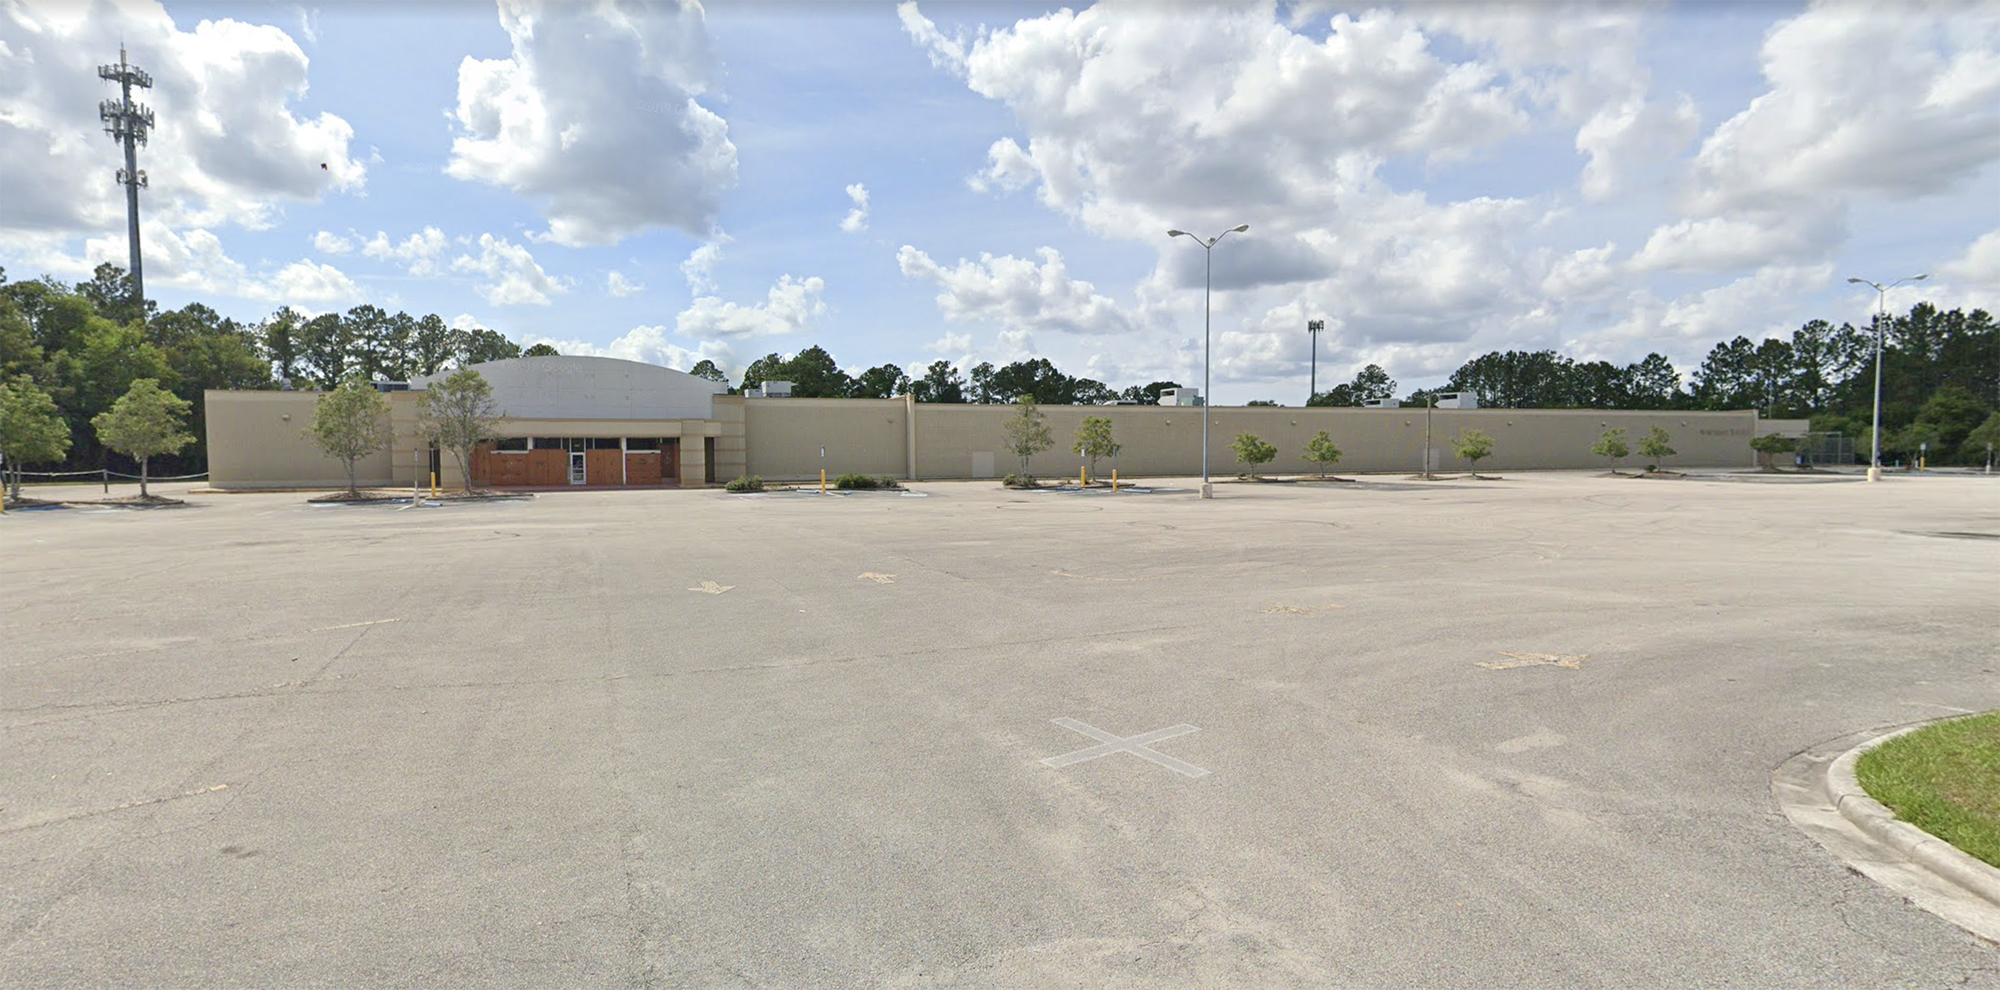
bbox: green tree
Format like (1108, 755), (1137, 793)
(1749, 433), (1798, 471)
(260, 307), (305, 384)
(1304, 430), (1342, 478)
(1591, 428), (1630, 472)
(1964, 411), (2000, 469)
(1451, 428), (1495, 474)
(416, 367), (501, 493)
(407, 314), (455, 377)
(90, 378), (191, 498)
(1230, 431), (1276, 478)
(1350, 364), (1396, 403)
(1910, 384), (1991, 462)
(307, 378), (394, 496)
(1000, 399), (1053, 476)
(1637, 426), (1676, 471)
(688, 359), (729, 386)
(851, 363), (911, 399)
(0, 377), (71, 500)
(75, 262), (152, 326)
(1072, 416), (1119, 477)
(521, 342), (560, 357)
(911, 360), (966, 403)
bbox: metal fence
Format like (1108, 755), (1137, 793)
(1796, 432), (1855, 467)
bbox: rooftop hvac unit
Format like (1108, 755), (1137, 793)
(1434, 392), (1478, 409)
(1159, 387), (1203, 406)
(750, 380), (793, 398)
(1361, 398), (1396, 408)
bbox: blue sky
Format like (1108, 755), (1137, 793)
(4, 1), (1999, 403)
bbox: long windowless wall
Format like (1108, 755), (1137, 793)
(741, 397), (1776, 481)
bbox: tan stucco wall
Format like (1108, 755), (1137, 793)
(208, 386), (1770, 488)
(744, 397), (908, 480)
(750, 403), (1766, 480)
(205, 390), (396, 489)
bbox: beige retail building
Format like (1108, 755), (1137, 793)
(205, 355), (1803, 490)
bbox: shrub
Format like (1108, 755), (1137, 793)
(1451, 428), (1495, 473)
(1003, 473), (1039, 488)
(834, 472), (882, 490)
(724, 475), (765, 492)
(1304, 430), (1343, 477)
(1591, 428), (1629, 471)
(1230, 431), (1278, 479)
(1638, 427), (1676, 472)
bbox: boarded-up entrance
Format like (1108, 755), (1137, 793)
(584, 449), (622, 486)
(625, 451), (661, 485)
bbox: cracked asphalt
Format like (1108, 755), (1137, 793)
(3, 472), (1998, 988)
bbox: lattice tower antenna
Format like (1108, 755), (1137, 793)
(98, 45), (155, 306)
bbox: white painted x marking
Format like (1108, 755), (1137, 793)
(1040, 718), (1209, 778)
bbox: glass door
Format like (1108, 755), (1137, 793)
(569, 448), (586, 485)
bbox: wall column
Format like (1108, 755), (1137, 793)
(905, 392), (918, 481)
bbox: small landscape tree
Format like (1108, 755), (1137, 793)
(0, 377), (72, 501)
(1451, 428), (1495, 475)
(1303, 430), (1342, 478)
(1749, 433), (1798, 472)
(91, 378), (192, 498)
(308, 377), (394, 496)
(1637, 426), (1676, 472)
(416, 367), (501, 493)
(1072, 416), (1120, 479)
(1001, 399), (1053, 478)
(1230, 431), (1277, 479)
(1590, 428), (1629, 473)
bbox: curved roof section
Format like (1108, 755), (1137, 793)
(410, 355), (726, 421)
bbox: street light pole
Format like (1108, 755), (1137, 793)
(1845, 273), (1927, 482)
(1167, 224), (1249, 499)
(1307, 319), (1324, 405)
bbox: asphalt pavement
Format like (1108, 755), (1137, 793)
(3, 471), (1998, 988)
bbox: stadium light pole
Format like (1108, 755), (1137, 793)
(1167, 224), (1249, 498)
(1845, 273), (1927, 482)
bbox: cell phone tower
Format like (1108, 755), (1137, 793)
(98, 46), (155, 307)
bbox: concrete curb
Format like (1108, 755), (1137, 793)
(1828, 719), (2000, 911)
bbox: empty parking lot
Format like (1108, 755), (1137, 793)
(4, 473), (1998, 987)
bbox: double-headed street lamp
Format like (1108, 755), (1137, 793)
(1167, 223), (1249, 498)
(1844, 273), (1927, 482)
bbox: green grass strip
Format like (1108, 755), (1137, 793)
(1856, 711), (2000, 869)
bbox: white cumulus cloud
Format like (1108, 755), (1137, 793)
(898, 244), (1137, 335)
(0, 2), (364, 238)
(449, 233), (571, 306)
(606, 270), (643, 297)
(840, 183), (870, 234)
(676, 274), (827, 339)
(445, 0), (737, 246)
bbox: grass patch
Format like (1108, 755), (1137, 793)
(1856, 711), (2000, 868)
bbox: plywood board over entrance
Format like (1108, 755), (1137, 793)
(585, 449), (622, 486)
(625, 452), (662, 485)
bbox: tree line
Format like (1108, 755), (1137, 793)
(3, 260), (1996, 474)
(0, 264), (524, 473)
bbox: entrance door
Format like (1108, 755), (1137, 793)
(569, 450), (586, 485)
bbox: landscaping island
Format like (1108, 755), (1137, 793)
(1856, 711), (2000, 868)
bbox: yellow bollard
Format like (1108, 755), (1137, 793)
(1080, 466), (1087, 488)
(1112, 469), (1119, 493)
(820, 468), (827, 493)
(430, 472), (438, 498)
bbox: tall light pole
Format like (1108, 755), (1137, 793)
(1306, 319), (1325, 405)
(1167, 224), (1249, 498)
(1845, 273), (1927, 482)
